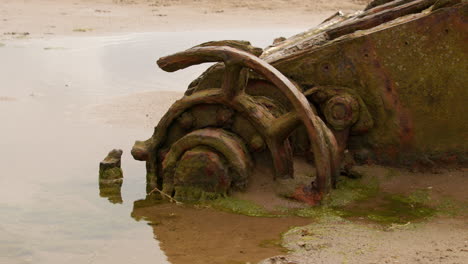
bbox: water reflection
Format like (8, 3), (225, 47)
(99, 180), (123, 204)
(130, 199), (311, 264)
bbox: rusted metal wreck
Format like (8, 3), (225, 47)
(131, 0), (467, 204)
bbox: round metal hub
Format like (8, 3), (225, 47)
(173, 146), (231, 194)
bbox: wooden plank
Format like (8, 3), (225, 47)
(326, 0), (438, 39)
(362, 0), (416, 15)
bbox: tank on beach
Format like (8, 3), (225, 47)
(131, 0), (467, 204)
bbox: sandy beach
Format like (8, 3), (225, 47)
(0, 0), (368, 41)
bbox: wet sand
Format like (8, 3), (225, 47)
(261, 167), (468, 264)
(267, 217), (468, 264)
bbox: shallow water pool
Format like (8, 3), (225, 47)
(0, 29), (307, 264)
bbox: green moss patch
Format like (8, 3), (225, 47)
(173, 186), (224, 202)
(435, 196), (468, 217)
(323, 176), (380, 207)
(292, 207), (343, 221)
(287, 175), (460, 226)
(340, 192), (437, 224)
(99, 167), (123, 180)
(205, 197), (274, 217)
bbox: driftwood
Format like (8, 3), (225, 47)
(148, 186), (182, 205)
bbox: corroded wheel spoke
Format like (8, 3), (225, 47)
(155, 45), (340, 202)
(222, 64), (248, 98)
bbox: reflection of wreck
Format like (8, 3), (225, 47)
(131, 203), (310, 264)
(131, 0), (467, 204)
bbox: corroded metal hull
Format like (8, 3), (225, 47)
(133, 0), (467, 203)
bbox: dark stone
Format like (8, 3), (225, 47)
(99, 149), (123, 204)
(99, 149), (123, 180)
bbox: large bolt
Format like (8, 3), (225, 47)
(323, 95), (359, 131)
(331, 104), (347, 120)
